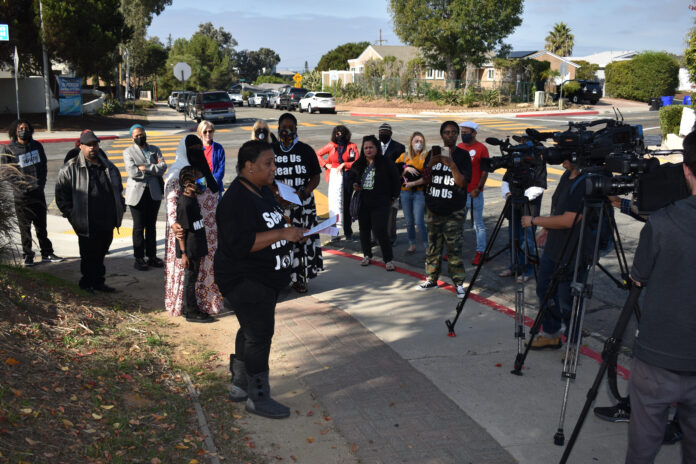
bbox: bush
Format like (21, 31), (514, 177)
(134, 99), (155, 109)
(97, 98), (123, 116)
(562, 81), (581, 96)
(253, 75), (287, 85)
(242, 90), (253, 100)
(605, 52), (679, 102)
(658, 105), (689, 138)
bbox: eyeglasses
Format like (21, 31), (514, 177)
(203, 130), (215, 134)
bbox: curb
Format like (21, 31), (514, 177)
(1, 135), (122, 145)
(516, 111), (600, 118)
(349, 112), (396, 117)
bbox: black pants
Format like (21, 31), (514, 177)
(77, 230), (113, 289)
(342, 173), (353, 237)
(183, 257), (201, 314)
(129, 187), (161, 259)
(224, 278), (279, 376)
(359, 199), (393, 262)
(14, 189), (52, 259)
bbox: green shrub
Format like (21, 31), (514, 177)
(461, 87), (477, 107)
(242, 90), (253, 100)
(97, 98), (123, 116)
(659, 105), (686, 138)
(605, 52), (679, 102)
(134, 99), (155, 109)
(481, 89), (501, 107)
(562, 81), (581, 95)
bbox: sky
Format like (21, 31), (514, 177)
(147, 0), (695, 71)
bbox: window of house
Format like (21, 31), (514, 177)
(358, 66), (364, 73)
(425, 68), (434, 79)
(487, 69), (495, 81)
(350, 67), (355, 72)
(435, 70), (445, 79)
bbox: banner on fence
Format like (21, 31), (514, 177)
(57, 77), (82, 116)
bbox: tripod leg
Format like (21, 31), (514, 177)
(510, 201), (526, 355)
(446, 197), (511, 336)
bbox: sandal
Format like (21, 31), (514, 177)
(385, 261), (395, 271)
(498, 269), (514, 277)
(361, 257), (371, 266)
(406, 246), (416, 254)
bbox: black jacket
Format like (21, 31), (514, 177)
(55, 152), (124, 237)
(348, 154), (401, 205)
(383, 139), (406, 163)
(1, 139), (48, 193)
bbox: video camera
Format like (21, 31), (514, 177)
(481, 136), (544, 193)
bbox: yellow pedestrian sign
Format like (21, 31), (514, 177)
(293, 73), (303, 88)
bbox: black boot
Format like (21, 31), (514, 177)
(245, 371), (290, 419)
(228, 354), (248, 402)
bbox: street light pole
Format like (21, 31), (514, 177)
(38, 0), (53, 131)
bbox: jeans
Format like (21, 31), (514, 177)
(225, 278), (279, 376)
(536, 252), (587, 341)
(14, 188), (53, 259)
(77, 230), (113, 289)
(464, 192), (486, 253)
(129, 187), (161, 259)
(400, 189), (427, 248)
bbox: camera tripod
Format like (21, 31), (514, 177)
(507, 193), (631, 446)
(446, 190), (540, 345)
(557, 284), (641, 463)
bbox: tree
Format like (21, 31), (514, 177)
(234, 48), (280, 82)
(389, 0), (523, 86)
(545, 22), (574, 57)
(573, 60), (600, 81)
(685, 23), (696, 84)
(316, 41), (370, 72)
(197, 22), (237, 53)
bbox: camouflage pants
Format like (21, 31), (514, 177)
(425, 208), (466, 285)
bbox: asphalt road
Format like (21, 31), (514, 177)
(40, 104), (662, 349)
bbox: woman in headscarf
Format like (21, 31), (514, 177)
(316, 125), (358, 239)
(197, 120), (226, 199)
(164, 134), (223, 320)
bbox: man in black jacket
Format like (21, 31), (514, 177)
(378, 123), (406, 245)
(1, 119), (62, 266)
(55, 130), (124, 293)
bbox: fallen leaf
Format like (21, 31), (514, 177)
(60, 365), (69, 371)
(62, 419), (74, 427)
(25, 437), (40, 445)
(350, 444), (360, 453)
(19, 408), (32, 415)
(189, 460), (199, 464)
(306, 437), (314, 443)
(306, 411), (314, 416)
(92, 413), (102, 420)
(151, 459), (161, 464)
(495, 363), (502, 367)
(320, 427), (329, 435)
(174, 444), (189, 450)
(100, 405), (115, 410)
(84, 428), (96, 434)
(113, 423), (121, 429)
(290, 456), (297, 462)
(195, 371), (205, 377)
(324, 416), (331, 421)
(10, 388), (22, 397)
(232, 414), (243, 419)
(5, 358), (20, 366)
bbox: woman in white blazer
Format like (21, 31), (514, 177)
(123, 124), (168, 270)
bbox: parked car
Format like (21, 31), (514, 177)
(554, 79), (603, 104)
(298, 92), (336, 114)
(168, 91), (180, 109)
(228, 90), (244, 106)
(191, 91), (236, 123)
(247, 92), (271, 107)
(185, 93), (197, 119)
(177, 91), (195, 112)
(278, 87), (309, 111)
(268, 90), (282, 109)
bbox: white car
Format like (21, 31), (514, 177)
(298, 92), (336, 114)
(248, 92), (271, 107)
(268, 90), (282, 109)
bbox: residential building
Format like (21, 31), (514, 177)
(476, 50), (580, 89)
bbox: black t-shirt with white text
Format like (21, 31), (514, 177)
(214, 177), (294, 293)
(272, 140), (321, 190)
(176, 194), (208, 260)
(424, 146), (472, 216)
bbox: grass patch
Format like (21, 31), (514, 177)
(0, 266), (262, 463)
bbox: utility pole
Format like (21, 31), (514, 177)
(38, 0), (53, 131)
(375, 29), (388, 46)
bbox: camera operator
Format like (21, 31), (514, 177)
(521, 158), (592, 350)
(623, 130), (696, 463)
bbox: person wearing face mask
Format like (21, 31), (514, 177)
(250, 120), (278, 144)
(271, 113), (323, 294)
(164, 135), (223, 318)
(55, 130), (124, 292)
(378, 123), (406, 246)
(2, 119), (62, 266)
(457, 121), (489, 266)
(197, 121), (226, 199)
(316, 125), (359, 239)
(123, 124), (168, 271)
(394, 131), (429, 254)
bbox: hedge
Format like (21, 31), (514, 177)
(658, 105), (696, 138)
(605, 52), (679, 102)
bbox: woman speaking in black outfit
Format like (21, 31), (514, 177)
(214, 140), (307, 419)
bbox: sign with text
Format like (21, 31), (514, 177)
(0, 24), (8, 41)
(57, 77), (82, 116)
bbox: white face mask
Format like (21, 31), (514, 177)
(413, 142), (423, 153)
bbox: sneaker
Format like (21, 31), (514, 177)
(527, 334), (562, 350)
(471, 252), (483, 266)
(517, 274), (531, 283)
(23, 255), (35, 267)
(41, 253), (64, 263)
(147, 257), (164, 268)
(593, 403), (631, 423)
(664, 419), (683, 445)
(498, 269), (514, 277)
(456, 284), (467, 299)
(134, 257), (149, 271)
(417, 279), (438, 291)
(361, 257), (370, 266)
(385, 261), (395, 271)
(94, 283), (116, 293)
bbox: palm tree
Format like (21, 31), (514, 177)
(545, 22), (575, 57)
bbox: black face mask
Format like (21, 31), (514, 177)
(18, 130), (31, 141)
(255, 129), (268, 141)
(336, 134), (346, 145)
(134, 135), (147, 146)
(378, 133), (391, 144)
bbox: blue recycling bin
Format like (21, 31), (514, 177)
(661, 96), (673, 106)
(684, 95), (693, 106)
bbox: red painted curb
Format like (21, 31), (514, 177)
(516, 111), (599, 118)
(349, 113), (396, 118)
(323, 247), (630, 379)
(18, 135), (122, 144)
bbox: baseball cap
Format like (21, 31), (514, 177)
(379, 123), (392, 132)
(459, 121), (479, 132)
(79, 130), (100, 145)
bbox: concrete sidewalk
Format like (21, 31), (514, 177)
(22, 214), (681, 463)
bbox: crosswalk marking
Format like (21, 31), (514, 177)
(298, 122), (320, 127)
